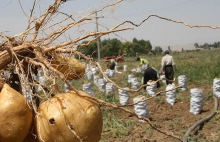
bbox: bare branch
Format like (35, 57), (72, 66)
(113, 14), (220, 29)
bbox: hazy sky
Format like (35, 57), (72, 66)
(0, 0), (220, 51)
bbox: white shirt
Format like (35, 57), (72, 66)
(161, 54), (175, 66)
(159, 54), (176, 73)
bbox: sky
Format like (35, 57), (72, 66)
(0, 0), (220, 51)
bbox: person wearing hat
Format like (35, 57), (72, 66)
(159, 50), (177, 85)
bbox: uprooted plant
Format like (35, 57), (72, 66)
(0, 0), (219, 142)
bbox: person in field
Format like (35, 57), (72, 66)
(107, 59), (116, 70)
(136, 57), (149, 71)
(143, 65), (160, 90)
(159, 50), (177, 85)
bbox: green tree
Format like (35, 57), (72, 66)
(118, 43), (128, 55)
(204, 43), (210, 49)
(132, 38), (152, 54)
(101, 38), (122, 57)
(145, 40), (152, 52)
(132, 38), (138, 43)
(154, 46), (163, 53)
(80, 37), (153, 58)
(78, 41), (97, 58)
(213, 42), (218, 48)
(194, 43), (199, 48)
(121, 41), (136, 57)
(211, 42), (220, 48)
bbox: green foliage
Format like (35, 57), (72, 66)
(102, 107), (136, 138)
(101, 38), (122, 57)
(174, 50), (220, 84)
(78, 40), (98, 58)
(79, 37), (153, 58)
(194, 41), (220, 49)
(132, 38), (152, 54)
(194, 43), (199, 48)
(154, 46), (163, 53)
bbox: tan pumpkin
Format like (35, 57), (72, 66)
(35, 90), (103, 142)
(51, 54), (85, 80)
(0, 83), (33, 142)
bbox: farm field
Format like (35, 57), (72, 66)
(1, 1), (220, 142)
(72, 49), (220, 142)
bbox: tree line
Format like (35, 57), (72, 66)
(79, 38), (163, 58)
(194, 41), (220, 49)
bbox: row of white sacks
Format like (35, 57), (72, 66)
(83, 72), (188, 108)
(85, 64), (124, 81)
(85, 63), (150, 80)
(36, 73), (204, 120)
(83, 71), (191, 119)
(65, 76), (218, 119)
(88, 63), (147, 73)
(36, 69), (219, 121)
(132, 87), (205, 121)
(85, 62), (128, 74)
(129, 74), (185, 101)
(81, 80), (150, 120)
(129, 74), (188, 93)
(85, 64), (168, 90)
(84, 81), (141, 113)
(130, 65), (187, 92)
(140, 77), (203, 115)
(83, 83), (149, 121)
(78, 81), (131, 106)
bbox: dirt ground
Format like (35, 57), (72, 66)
(100, 82), (220, 142)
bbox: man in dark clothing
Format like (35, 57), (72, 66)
(143, 66), (160, 90)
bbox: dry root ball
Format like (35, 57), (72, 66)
(0, 83), (33, 142)
(51, 54), (85, 80)
(35, 90), (103, 142)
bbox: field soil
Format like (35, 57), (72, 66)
(100, 74), (220, 142)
